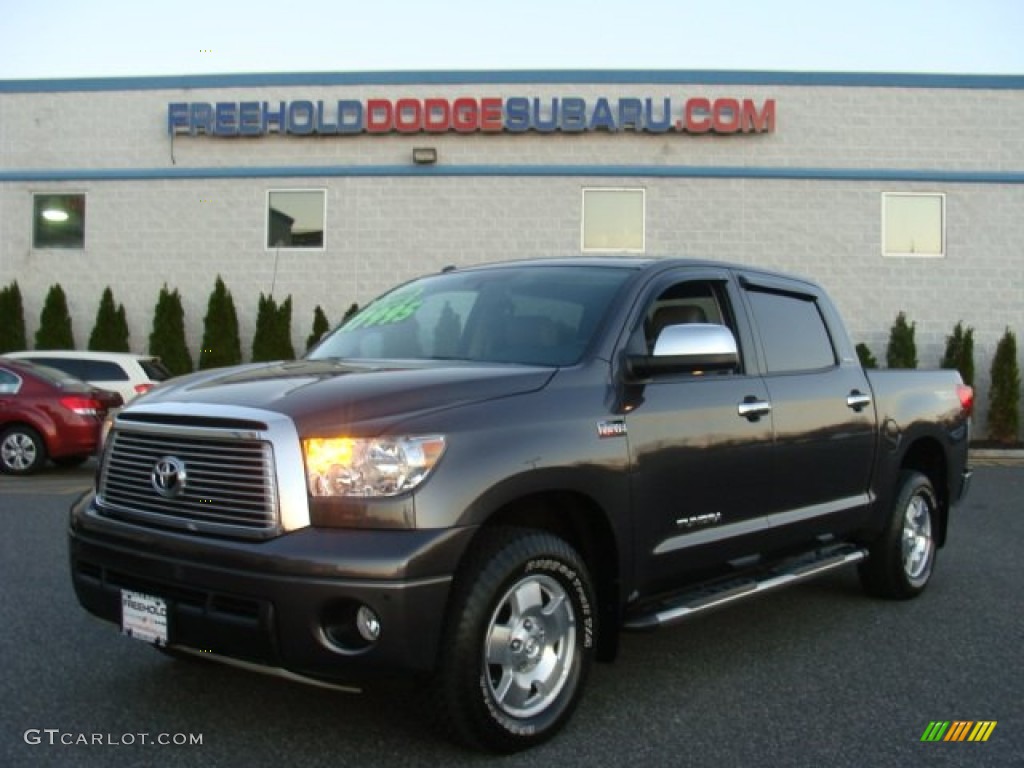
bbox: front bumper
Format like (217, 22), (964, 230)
(69, 493), (473, 684)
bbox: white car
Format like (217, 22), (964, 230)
(3, 351), (173, 403)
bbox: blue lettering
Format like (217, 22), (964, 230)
(262, 101), (287, 134)
(504, 97), (530, 132)
(288, 100), (315, 134)
(644, 98), (672, 133)
(167, 103), (189, 135)
(532, 98), (559, 133)
(561, 97), (587, 132)
(588, 98), (616, 131)
(618, 98), (643, 131)
(239, 102), (262, 135)
(214, 102), (238, 136)
(315, 100), (337, 134)
(337, 100), (363, 133)
(189, 103), (214, 135)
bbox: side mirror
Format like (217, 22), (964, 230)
(627, 323), (739, 378)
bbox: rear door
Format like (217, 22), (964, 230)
(738, 275), (876, 536)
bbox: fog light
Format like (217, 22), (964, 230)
(356, 605), (381, 643)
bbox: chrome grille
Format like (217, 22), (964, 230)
(98, 426), (279, 538)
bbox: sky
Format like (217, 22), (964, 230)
(1, 0), (1022, 80)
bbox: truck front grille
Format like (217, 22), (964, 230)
(97, 427), (279, 538)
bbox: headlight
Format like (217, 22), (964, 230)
(303, 435), (446, 498)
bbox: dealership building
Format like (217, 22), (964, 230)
(1, 70), (1021, 434)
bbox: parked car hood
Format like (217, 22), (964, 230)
(128, 359), (556, 432)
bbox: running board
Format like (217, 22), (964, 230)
(623, 544), (868, 631)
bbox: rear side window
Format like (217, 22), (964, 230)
(746, 289), (836, 373)
(139, 359), (173, 381)
(82, 361), (130, 381)
(26, 358), (90, 380)
(0, 370), (21, 394)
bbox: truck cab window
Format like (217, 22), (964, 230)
(746, 288), (836, 373)
(635, 280), (742, 373)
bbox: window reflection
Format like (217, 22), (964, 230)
(883, 193), (944, 257)
(267, 190), (325, 248)
(33, 194), (86, 249)
(582, 188), (645, 252)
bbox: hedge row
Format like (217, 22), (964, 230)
(0, 277), (342, 377)
(857, 312), (1019, 445)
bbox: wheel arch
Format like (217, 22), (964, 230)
(898, 436), (950, 546)
(1, 415), (57, 450)
(461, 490), (622, 663)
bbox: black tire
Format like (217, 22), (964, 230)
(859, 471), (940, 599)
(0, 425), (47, 475)
(436, 527), (597, 753)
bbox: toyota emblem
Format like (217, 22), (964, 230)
(151, 456), (187, 498)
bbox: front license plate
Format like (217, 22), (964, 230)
(121, 590), (168, 646)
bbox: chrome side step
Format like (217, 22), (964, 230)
(623, 544), (868, 631)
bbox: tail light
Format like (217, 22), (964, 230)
(59, 395), (103, 417)
(134, 383), (154, 395)
(957, 384), (974, 416)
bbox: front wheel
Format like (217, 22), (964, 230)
(436, 528), (596, 753)
(860, 471), (940, 599)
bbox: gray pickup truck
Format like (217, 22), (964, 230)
(70, 258), (972, 752)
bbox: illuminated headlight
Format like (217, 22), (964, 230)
(303, 435), (446, 498)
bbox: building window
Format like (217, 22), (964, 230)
(267, 190), (326, 249)
(582, 188), (645, 252)
(882, 193), (945, 258)
(33, 193), (86, 249)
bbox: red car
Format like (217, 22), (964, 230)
(0, 359), (123, 475)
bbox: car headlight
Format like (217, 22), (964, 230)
(303, 435), (446, 498)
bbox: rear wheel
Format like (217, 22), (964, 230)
(436, 528), (596, 753)
(0, 426), (46, 475)
(860, 471), (939, 599)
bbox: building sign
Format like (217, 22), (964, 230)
(167, 96), (775, 136)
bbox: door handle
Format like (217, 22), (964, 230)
(738, 397), (772, 421)
(846, 391), (872, 412)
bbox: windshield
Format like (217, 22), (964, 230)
(308, 265), (634, 366)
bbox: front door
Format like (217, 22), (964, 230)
(622, 272), (775, 594)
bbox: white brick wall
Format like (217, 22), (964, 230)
(1, 74), (1021, 437)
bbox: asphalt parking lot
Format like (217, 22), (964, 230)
(0, 460), (1020, 768)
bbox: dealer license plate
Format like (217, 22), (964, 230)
(121, 590), (168, 646)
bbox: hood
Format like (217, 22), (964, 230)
(130, 359), (556, 433)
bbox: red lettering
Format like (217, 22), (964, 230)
(479, 97), (503, 132)
(424, 98), (451, 132)
(365, 99), (393, 132)
(684, 98), (711, 133)
(452, 97), (478, 132)
(712, 98), (741, 133)
(394, 98), (422, 133)
(742, 98), (775, 133)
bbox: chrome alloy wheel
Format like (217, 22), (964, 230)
(901, 492), (934, 585)
(1, 432), (38, 473)
(483, 573), (576, 719)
